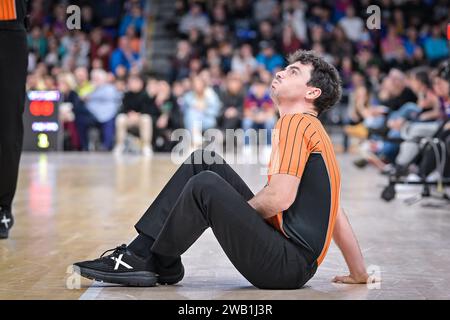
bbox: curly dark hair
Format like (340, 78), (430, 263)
(287, 50), (342, 115)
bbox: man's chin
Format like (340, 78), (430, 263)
(269, 88), (276, 99)
(269, 89), (278, 104)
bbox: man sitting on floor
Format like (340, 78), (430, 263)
(73, 50), (379, 289)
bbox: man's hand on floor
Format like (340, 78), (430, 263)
(332, 273), (382, 284)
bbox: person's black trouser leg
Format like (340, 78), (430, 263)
(0, 30), (27, 209)
(135, 150), (316, 289)
(135, 149), (255, 238)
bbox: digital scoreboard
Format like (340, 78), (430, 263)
(23, 91), (62, 151)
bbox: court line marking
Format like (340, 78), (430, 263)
(79, 282), (104, 300)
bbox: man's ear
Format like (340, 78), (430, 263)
(306, 87), (322, 100)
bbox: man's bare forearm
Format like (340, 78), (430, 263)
(333, 207), (368, 277)
(248, 187), (280, 219)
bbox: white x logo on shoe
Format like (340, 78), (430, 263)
(111, 254), (133, 270)
(1, 215), (11, 229)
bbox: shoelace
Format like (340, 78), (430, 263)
(100, 244), (127, 258)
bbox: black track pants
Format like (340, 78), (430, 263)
(0, 29), (27, 208)
(135, 150), (317, 289)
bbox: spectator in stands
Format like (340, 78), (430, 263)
(182, 75), (222, 148)
(27, 26), (47, 60)
(253, 0), (278, 23)
(309, 24), (329, 50)
(282, 0), (307, 44)
(423, 24), (449, 65)
(381, 24), (405, 65)
(74, 66), (94, 99)
(338, 5), (364, 42)
(61, 31), (90, 70)
(48, 3), (69, 39)
(152, 80), (183, 152)
(178, 2), (210, 35)
(231, 43), (258, 83)
(188, 57), (203, 76)
(339, 56), (355, 96)
(119, 3), (145, 37)
(403, 26), (423, 60)
(57, 73), (82, 151)
(329, 26), (354, 61)
(114, 75), (153, 157)
(366, 62), (383, 94)
(389, 67), (442, 174)
(29, 0), (46, 26)
(206, 47), (220, 69)
(242, 76), (276, 145)
(93, 0), (123, 31)
(218, 72), (245, 131)
(346, 81), (372, 130)
(419, 61), (450, 175)
(80, 5), (95, 33)
(172, 40), (194, 81)
(84, 69), (122, 151)
(219, 42), (233, 74)
(378, 69), (417, 113)
(434, 63), (450, 121)
(256, 41), (284, 74)
(90, 27), (114, 71)
(210, 3), (227, 25)
(44, 37), (60, 68)
(401, 62), (450, 179)
(124, 24), (142, 55)
(353, 69), (420, 170)
(311, 4), (334, 34)
(341, 72), (369, 151)
(209, 64), (225, 91)
(391, 68), (440, 122)
(255, 20), (279, 52)
(281, 24), (301, 55)
(110, 36), (140, 76)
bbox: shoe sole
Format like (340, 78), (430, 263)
(158, 265), (185, 285)
(74, 266), (158, 287)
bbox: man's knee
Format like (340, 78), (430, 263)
(116, 114), (127, 128)
(139, 114), (152, 124)
(185, 171), (226, 200)
(116, 113), (127, 122)
(190, 149), (225, 165)
(189, 170), (222, 188)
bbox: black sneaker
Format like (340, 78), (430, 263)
(353, 158), (368, 169)
(73, 244), (158, 287)
(157, 257), (185, 285)
(0, 207), (14, 239)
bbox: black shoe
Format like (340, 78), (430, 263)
(157, 257), (185, 285)
(393, 165), (409, 177)
(73, 244), (158, 287)
(353, 158), (368, 169)
(0, 207), (14, 239)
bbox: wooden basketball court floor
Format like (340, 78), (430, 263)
(1, 150), (450, 300)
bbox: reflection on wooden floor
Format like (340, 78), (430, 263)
(1, 152), (450, 299)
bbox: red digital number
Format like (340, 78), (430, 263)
(30, 101), (54, 117)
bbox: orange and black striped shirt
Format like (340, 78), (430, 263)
(266, 113), (341, 267)
(0, 0), (17, 20)
(0, 0), (26, 31)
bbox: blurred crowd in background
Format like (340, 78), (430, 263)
(25, 0), (449, 178)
